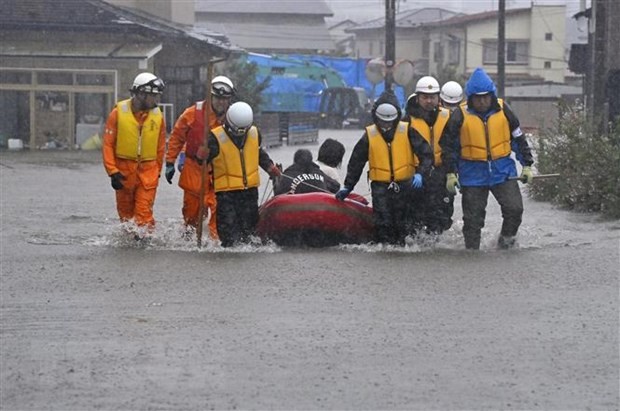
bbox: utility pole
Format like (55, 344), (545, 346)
(385, 0), (396, 91)
(497, 0), (506, 98)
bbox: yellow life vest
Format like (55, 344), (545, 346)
(367, 122), (415, 182)
(212, 125), (260, 191)
(460, 99), (511, 161)
(409, 107), (450, 167)
(114, 99), (162, 161)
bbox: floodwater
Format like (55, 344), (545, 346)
(1, 129), (618, 410)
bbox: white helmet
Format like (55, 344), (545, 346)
(375, 103), (399, 122)
(226, 102), (253, 135)
(440, 81), (464, 104)
(415, 76), (440, 94)
(131, 72), (165, 94)
(212, 75), (234, 97)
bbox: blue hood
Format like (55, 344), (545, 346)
(465, 68), (497, 98)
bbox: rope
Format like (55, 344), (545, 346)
(259, 178), (274, 206)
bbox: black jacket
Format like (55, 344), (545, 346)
(274, 161), (340, 195)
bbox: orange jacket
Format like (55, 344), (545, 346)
(102, 103), (166, 189)
(166, 101), (222, 164)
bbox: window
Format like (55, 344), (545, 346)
(448, 40), (460, 65)
(482, 40), (529, 64)
(369, 41), (373, 56)
(544, 61), (552, 69)
(75, 73), (113, 86)
(0, 70), (32, 84)
(37, 72), (73, 85)
(545, 32), (553, 41)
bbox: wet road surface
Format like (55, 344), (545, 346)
(1, 130), (618, 410)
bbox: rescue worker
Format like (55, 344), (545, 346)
(102, 72), (166, 238)
(165, 76), (235, 239)
(316, 138), (346, 184)
(440, 67), (534, 250)
(440, 81), (464, 110)
(204, 102), (282, 247)
(404, 76), (454, 236)
(274, 149), (340, 195)
(335, 91), (433, 245)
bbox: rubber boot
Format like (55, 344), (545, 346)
(498, 235), (516, 249)
(464, 231), (481, 250)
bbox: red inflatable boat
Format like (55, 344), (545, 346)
(257, 192), (374, 247)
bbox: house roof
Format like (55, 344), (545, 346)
(196, 20), (335, 52)
(0, 40), (163, 59)
(347, 7), (462, 31)
(193, 0), (335, 52)
(328, 19), (358, 31)
(0, 0), (241, 53)
(195, 0), (333, 16)
(435, 7), (531, 27)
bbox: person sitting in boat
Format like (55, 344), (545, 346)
(316, 138), (346, 184)
(274, 149), (340, 195)
(335, 90), (433, 245)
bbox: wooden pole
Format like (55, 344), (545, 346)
(196, 62), (214, 248)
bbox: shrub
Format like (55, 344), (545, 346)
(530, 103), (620, 219)
(220, 55), (271, 112)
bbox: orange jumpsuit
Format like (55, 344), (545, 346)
(166, 101), (222, 239)
(102, 102), (166, 228)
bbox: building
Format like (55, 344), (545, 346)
(193, 0), (336, 54)
(347, 5), (567, 85)
(434, 5), (567, 85)
(0, 0), (240, 149)
(328, 19), (359, 56)
(346, 7), (462, 75)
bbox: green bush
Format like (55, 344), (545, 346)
(530, 103), (620, 219)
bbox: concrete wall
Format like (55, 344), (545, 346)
(507, 95), (581, 132)
(528, 6), (566, 82)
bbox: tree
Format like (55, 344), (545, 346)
(218, 55), (271, 113)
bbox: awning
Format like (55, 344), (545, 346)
(1, 41), (162, 60)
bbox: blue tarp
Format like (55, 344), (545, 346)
(248, 54), (407, 112)
(259, 75), (324, 113)
(287, 54), (407, 106)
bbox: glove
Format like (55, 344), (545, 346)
(110, 172), (126, 190)
(177, 152), (185, 172)
(165, 163), (175, 184)
(520, 166), (533, 184)
(411, 173), (423, 189)
(335, 187), (352, 201)
(446, 173), (460, 195)
(196, 146), (209, 164)
(268, 163), (282, 178)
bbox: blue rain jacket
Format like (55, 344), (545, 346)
(457, 68), (521, 187)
